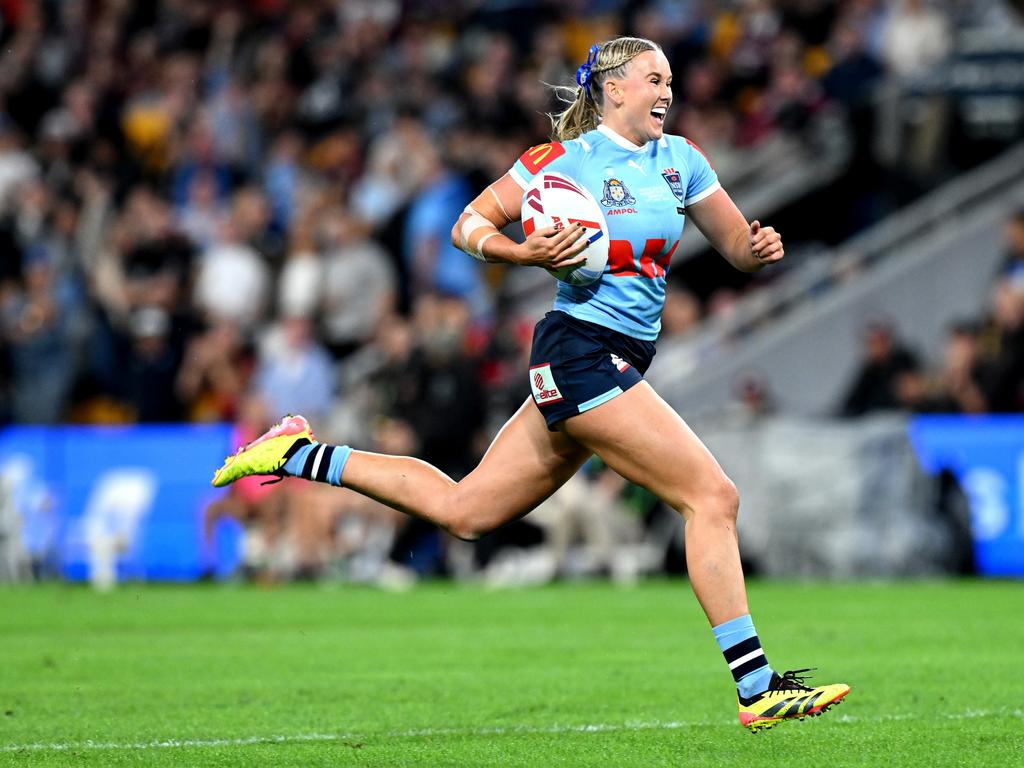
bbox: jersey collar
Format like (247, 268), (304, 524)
(596, 123), (648, 152)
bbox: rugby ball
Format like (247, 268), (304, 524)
(521, 171), (609, 286)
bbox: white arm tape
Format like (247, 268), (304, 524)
(461, 205), (498, 261)
(473, 232), (499, 262)
(488, 185), (511, 224)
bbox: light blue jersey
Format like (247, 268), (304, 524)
(510, 124), (719, 341)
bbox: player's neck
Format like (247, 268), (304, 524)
(597, 122), (648, 152)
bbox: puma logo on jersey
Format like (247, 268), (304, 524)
(530, 364), (563, 405)
(610, 354), (631, 372)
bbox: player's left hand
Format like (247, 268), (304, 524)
(749, 220), (783, 266)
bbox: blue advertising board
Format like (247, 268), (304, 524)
(0, 424), (241, 581)
(909, 415), (1024, 577)
(2, 419), (1021, 580)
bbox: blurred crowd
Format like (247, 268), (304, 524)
(838, 213), (1024, 417)
(0, 0), (1020, 583)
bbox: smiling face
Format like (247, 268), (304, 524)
(600, 49), (673, 146)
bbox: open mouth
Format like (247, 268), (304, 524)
(650, 105), (667, 126)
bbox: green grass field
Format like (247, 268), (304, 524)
(1, 580), (1021, 767)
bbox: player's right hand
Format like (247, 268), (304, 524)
(513, 222), (589, 270)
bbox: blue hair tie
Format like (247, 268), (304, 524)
(575, 44), (600, 96)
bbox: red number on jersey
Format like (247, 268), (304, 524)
(609, 238), (680, 278)
(608, 240), (639, 277)
(519, 142), (566, 174)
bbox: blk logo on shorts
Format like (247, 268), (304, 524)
(610, 354), (631, 373)
(530, 363), (564, 405)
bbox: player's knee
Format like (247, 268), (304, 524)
(697, 475), (740, 525)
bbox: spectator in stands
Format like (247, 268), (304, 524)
(823, 18), (884, 110)
(0, 247), (79, 423)
(317, 208), (396, 359)
(254, 314), (335, 427)
(399, 295), (487, 481)
(934, 321), (991, 414)
(176, 322), (255, 423)
(880, 0), (953, 177)
(840, 318), (920, 416)
(404, 144), (490, 321)
(115, 306), (186, 423)
(0, 119), (38, 214)
(193, 192), (271, 331)
(979, 277), (1024, 412)
(999, 209), (1024, 282)
(892, 361), (945, 413)
(880, 0), (952, 79)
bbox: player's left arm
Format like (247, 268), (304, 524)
(686, 188), (783, 273)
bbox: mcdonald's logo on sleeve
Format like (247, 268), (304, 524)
(519, 142), (566, 174)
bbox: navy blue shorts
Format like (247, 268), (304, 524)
(529, 311), (657, 430)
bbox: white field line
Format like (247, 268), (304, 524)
(1, 708), (1020, 753)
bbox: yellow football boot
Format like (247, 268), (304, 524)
(212, 414), (315, 487)
(738, 669), (850, 733)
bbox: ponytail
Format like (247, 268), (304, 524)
(548, 36), (661, 142)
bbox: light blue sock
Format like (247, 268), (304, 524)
(282, 442), (352, 486)
(712, 614), (776, 700)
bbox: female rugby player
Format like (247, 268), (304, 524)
(213, 36), (849, 732)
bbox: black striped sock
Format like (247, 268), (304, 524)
(297, 443), (336, 482)
(723, 635), (770, 684)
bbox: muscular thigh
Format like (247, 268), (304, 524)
(451, 398), (592, 532)
(562, 382), (730, 518)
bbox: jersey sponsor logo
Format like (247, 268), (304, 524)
(606, 208), (638, 216)
(529, 363), (564, 405)
(519, 143), (566, 174)
(661, 168), (685, 202)
(610, 354), (631, 373)
(600, 178), (636, 207)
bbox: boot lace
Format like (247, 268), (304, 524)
(776, 668), (816, 692)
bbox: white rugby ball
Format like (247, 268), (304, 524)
(521, 171), (609, 286)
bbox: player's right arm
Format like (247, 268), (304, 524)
(451, 144), (589, 269)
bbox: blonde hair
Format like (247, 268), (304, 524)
(549, 36), (661, 142)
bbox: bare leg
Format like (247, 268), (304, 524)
(341, 399), (592, 540)
(563, 382), (748, 626)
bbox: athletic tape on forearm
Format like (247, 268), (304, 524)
(474, 232), (499, 261)
(460, 205), (498, 262)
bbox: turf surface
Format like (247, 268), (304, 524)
(1, 580), (1021, 766)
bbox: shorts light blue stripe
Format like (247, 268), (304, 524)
(578, 386), (624, 413)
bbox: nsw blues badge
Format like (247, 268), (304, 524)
(661, 168), (684, 202)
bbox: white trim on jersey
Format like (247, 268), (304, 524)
(683, 179), (721, 207)
(596, 123), (646, 153)
(508, 166), (528, 190)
